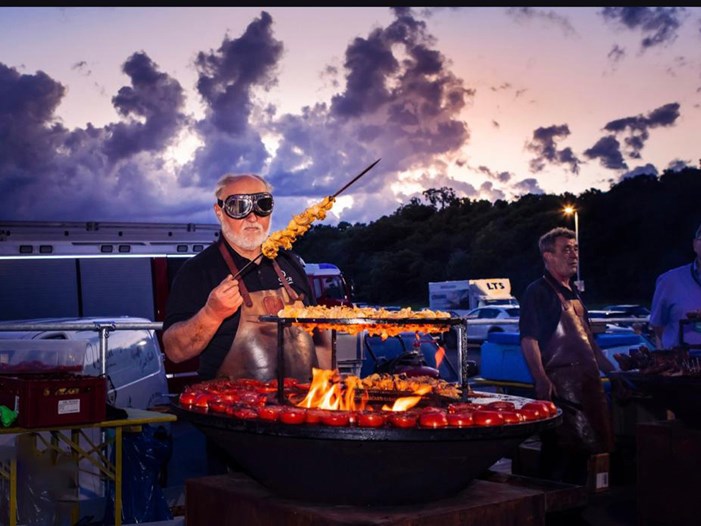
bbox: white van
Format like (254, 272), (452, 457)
(0, 316), (170, 410)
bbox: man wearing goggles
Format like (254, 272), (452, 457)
(163, 172), (331, 474)
(163, 172), (331, 382)
(217, 192), (274, 220)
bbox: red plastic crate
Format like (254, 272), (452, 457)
(0, 374), (106, 428)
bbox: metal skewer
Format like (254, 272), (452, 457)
(230, 158), (382, 281)
(230, 252), (264, 281)
(332, 158), (381, 198)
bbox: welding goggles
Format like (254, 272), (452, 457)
(217, 192), (274, 219)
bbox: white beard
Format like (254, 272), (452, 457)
(223, 221), (269, 252)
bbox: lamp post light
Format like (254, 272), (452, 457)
(563, 205), (584, 291)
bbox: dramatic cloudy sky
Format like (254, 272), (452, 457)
(1, 6), (700, 230)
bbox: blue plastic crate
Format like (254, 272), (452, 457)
(596, 333), (644, 349)
(479, 331), (655, 382)
(480, 332), (532, 383)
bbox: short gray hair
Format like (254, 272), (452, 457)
(538, 227), (576, 255)
(214, 173), (272, 199)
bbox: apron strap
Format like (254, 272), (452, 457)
(272, 260), (301, 304)
(218, 239), (253, 307)
(543, 275), (593, 340)
(543, 274), (567, 306)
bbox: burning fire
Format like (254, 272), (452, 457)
(381, 385), (432, 411)
(434, 344), (446, 369)
(296, 368), (430, 412)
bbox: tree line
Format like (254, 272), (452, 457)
(294, 167), (701, 309)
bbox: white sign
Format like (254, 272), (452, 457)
(58, 399), (81, 415)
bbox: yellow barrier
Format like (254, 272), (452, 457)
(0, 408), (176, 526)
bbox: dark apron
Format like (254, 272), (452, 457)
(215, 241), (318, 382)
(541, 279), (614, 454)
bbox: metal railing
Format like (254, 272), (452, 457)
(0, 316), (652, 384)
(0, 321), (163, 376)
(462, 316), (649, 326)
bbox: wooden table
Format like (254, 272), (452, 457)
(0, 408), (176, 526)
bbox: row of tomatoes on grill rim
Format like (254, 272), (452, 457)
(177, 377), (558, 429)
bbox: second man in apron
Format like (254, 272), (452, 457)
(520, 227), (616, 485)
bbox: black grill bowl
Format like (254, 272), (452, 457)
(172, 400), (561, 506)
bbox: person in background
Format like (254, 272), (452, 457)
(519, 227), (616, 485)
(162, 172), (331, 473)
(649, 222), (701, 349)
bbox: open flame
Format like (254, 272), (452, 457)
(296, 368), (429, 412)
(297, 368), (368, 411)
(434, 345), (446, 369)
(382, 385), (432, 411)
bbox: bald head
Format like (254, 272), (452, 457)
(215, 173), (272, 200)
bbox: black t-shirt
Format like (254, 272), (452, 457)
(519, 271), (589, 350)
(163, 239), (314, 379)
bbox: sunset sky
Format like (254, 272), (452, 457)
(1, 6), (700, 230)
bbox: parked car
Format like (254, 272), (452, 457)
(603, 304), (651, 318)
(588, 310), (639, 334)
(0, 316), (171, 410)
(463, 306), (520, 342)
(600, 304), (652, 337)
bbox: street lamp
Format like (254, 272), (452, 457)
(563, 205), (584, 291)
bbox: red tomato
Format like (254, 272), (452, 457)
(305, 409), (327, 425)
(257, 405), (283, 422)
(543, 400), (558, 416)
(528, 400), (557, 416)
(419, 410), (449, 428)
(473, 410), (505, 427)
(519, 406), (542, 421)
(321, 411), (351, 427)
(279, 407), (307, 425)
(231, 378), (264, 390)
(217, 389), (242, 403)
(522, 401), (554, 419)
(486, 401), (516, 411)
(357, 411), (387, 428)
(209, 398), (230, 414)
(202, 381), (229, 395)
(179, 390), (198, 406)
(227, 405), (258, 420)
(447, 411), (474, 427)
(447, 402), (480, 413)
(192, 392), (213, 409)
(498, 410), (523, 424)
(347, 410), (359, 427)
(237, 391), (267, 407)
(388, 412), (419, 429)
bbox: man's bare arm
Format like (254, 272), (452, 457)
(163, 275), (243, 363)
(521, 336), (555, 399)
(592, 342), (616, 375)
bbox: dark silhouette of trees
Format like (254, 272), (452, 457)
(295, 167), (701, 308)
